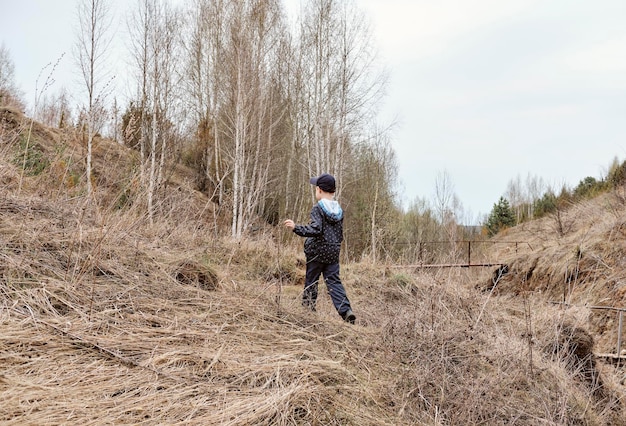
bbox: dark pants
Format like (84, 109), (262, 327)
(303, 260), (351, 316)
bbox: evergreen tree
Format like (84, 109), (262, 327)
(533, 191), (557, 218)
(485, 196), (515, 236)
(573, 176), (604, 199)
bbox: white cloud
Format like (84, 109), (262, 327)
(359, 0), (541, 62)
(562, 35), (626, 75)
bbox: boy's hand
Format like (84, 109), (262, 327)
(283, 219), (295, 230)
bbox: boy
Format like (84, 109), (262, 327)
(284, 173), (356, 324)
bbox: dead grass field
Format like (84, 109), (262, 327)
(1, 107), (625, 424)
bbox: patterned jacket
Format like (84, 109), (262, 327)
(293, 199), (343, 264)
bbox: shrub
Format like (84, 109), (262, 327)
(14, 135), (49, 176)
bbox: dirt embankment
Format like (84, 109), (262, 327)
(483, 193), (626, 352)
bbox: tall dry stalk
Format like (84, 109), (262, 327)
(274, 226), (283, 315)
(18, 55), (64, 195)
(523, 296), (535, 377)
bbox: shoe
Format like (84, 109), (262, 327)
(343, 309), (356, 324)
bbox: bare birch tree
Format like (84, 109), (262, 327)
(434, 170), (462, 240)
(127, 0), (150, 183)
(182, 0), (229, 205)
(525, 173), (546, 219)
(34, 89), (73, 128)
(340, 126), (398, 261)
(75, 0), (112, 198)
(128, 0), (181, 222)
(221, 0), (287, 238)
(0, 44), (24, 109)
(147, 1), (180, 223)
(505, 174), (524, 223)
(175, 0), (389, 248)
(295, 0), (383, 197)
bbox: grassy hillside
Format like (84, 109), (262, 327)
(0, 107), (625, 424)
(489, 193), (626, 353)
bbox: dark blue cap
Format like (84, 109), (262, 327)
(310, 173), (336, 193)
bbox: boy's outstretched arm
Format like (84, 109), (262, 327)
(289, 209), (323, 237)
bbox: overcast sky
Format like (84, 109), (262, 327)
(2, 0), (626, 222)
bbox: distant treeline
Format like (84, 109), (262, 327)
(485, 157), (626, 236)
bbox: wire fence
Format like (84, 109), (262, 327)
(383, 240), (532, 267)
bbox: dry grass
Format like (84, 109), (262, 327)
(486, 192), (626, 352)
(2, 208), (623, 425)
(1, 107), (626, 424)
